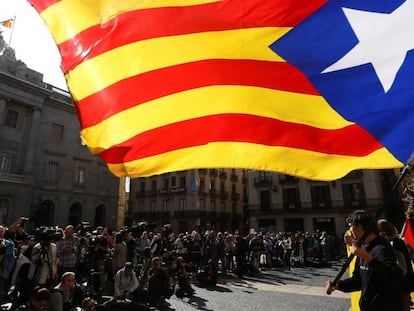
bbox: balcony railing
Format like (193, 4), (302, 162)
(209, 169), (218, 177)
(231, 192), (240, 201)
(230, 174), (238, 182)
(0, 172), (23, 184)
(253, 176), (272, 186)
(219, 190), (228, 200)
(135, 191), (146, 198)
(159, 187), (187, 195)
(219, 171), (227, 180)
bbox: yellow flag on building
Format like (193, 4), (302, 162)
(0, 19), (13, 28)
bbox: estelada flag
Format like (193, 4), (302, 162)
(26, 0), (414, 180)
(403, 217), (414, 249)
(0, 19), (12, 28)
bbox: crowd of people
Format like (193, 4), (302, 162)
(0, 212), (411, 310)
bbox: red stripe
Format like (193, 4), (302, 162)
(99, 114), (383, 163)
(404, 218), (414, 249)
(28, 0), (60, 13)
(76, 59), (320, 129)
(58, 0), (328, 72)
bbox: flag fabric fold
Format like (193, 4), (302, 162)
(403, 217), (414, 249)
(27, 0), (412, 180)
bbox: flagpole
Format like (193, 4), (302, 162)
(7, 16), (16, 47)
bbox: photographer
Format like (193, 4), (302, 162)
(32, 228), (58, 286)
(0, 225), (16, 300)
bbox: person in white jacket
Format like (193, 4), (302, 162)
(114, 262), (138, 300)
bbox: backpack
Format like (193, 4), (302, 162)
(390, 239), (408, 276)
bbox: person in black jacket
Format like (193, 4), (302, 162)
(326, 210), (403, 311)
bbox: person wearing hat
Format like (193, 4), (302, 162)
(26, 286), (50, 311)
(114, 262), (139, 300)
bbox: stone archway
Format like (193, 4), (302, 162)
(68, 202), (83, 226)
(33, 200), (55, 227)
(94, 204), (106, 227)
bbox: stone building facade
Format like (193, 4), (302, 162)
(128, 168), (246, 233)
(0, 46), (119, 230)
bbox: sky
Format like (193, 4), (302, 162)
(0, 0), (67, 90)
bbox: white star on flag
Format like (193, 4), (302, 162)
(322, 0), (414, 93)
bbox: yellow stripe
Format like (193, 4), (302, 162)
(66, 27), (289, 101)
(81, 85), (352, 152)
(42, 0), (221, 44)
(106, 142), (403, 181)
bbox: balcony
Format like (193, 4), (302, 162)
(219, 171), (227, 180)
(230, 173), (238, 182)
(0, 172), (23, 184)
(254, 176), (272, 186)
(146, 189), (158, 197)
(209, 189), (217, 198)
(135, 190), (146, 198)
(219, 190), (228, 200)
(198, 188), (208, 197)
(279, 175), (299, 184)
(159, 187), (187, 195)
(231, 192), (240, 201)
(198, 169), (208, 175)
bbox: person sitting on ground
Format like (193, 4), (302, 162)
(148, 256), (172, 308)
(138, 247), (152, 289)
(172, 256), (195, 298)
(113, 262), (139, 300)
(26, 286), (50, 311)
(49, 272), (83, 311)
(197, 259), (218, 287)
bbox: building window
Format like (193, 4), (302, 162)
(163, 178), (169, 189)
(211, 200), (216, 213)
(200, 199), (205, 214)
(0, 152), (13, 173)
(47, 161), (59, 181)
(51, 123), (64, 143)
(163, 199), (170, 215)
(74, 166), (86, 185)
(140, 181), (145, 192)
(343, 183), (365, 209)
(139, 200), (144, 213)
(151, 200), (156, 213)
(179, 199), (186, 212)
(311, 185), (331, 209)
(221, 201), (225, 211)
(151, 180), (157, 190)
(5, 109), (18, 128)
(179, 176), (186, 187)
(171, 176), (176, 187)
(260, 190), (271, 210)
(283, 188), (301, 210)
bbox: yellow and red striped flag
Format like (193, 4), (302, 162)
(0, 19), (13, 28)
(27, 0), (407, 180)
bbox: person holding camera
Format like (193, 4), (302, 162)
(31, 228), (58, 286)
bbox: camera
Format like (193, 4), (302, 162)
(20, 216), (29, 223)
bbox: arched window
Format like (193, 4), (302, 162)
(33, 200), (55, 227)
(68, 203), (83, 226)
(94, 204), (106, 227)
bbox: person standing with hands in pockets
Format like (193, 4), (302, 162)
(326, 209), (404, 311)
